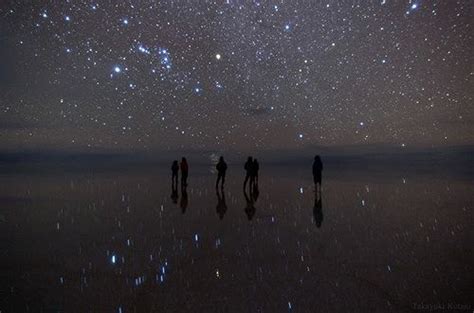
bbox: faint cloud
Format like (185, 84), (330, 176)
(244, 106), (273, 116)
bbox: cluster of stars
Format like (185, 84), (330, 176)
(0, 1), (471, 150)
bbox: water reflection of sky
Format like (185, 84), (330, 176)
(0, 166), (472, 312)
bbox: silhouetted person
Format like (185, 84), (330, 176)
(312, 155), (323, 194)
(215, 156), (227, 189)
(244, 188), (256, 221)
(180, 157), (189, 187)
(252, 158), (259, 186)
(313, 191), (323, 228)
(243, 156), (253, 190)
(180, 184), (188, 214)
(171, 181), (179, 204)
(171, 160), (179, 187)
(216, 188), (227, 220)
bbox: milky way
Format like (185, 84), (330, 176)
(0, 1), (472, 151)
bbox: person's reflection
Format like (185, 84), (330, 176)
(313, 191), (323, 228)
(171, 162), (179, 204)
(216, 188), (227, 220)
(171, 160), (179, 187)
(244, 188), (256, 220)
(171, 181), (179, 204)
(252, 183), (259, 202)
(180, 184), (188, 214)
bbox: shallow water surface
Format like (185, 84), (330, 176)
(0, 165), (472, 312)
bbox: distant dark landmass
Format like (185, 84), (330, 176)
(0, 145), (473, 181)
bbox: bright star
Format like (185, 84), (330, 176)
(158, 48), (172, 70)
(138, 45), (150, 54)
(215, 53), (221, 60)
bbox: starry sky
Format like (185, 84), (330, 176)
(0, 0), (472, 152)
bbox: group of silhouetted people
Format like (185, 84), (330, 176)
(213, 155), (260, 191)
(171, 157), (189, 188)
(242, 156), (260, 220)
(170, 155), (324, 226)
(243, 157), (259, 190)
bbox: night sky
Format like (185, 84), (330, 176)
(0, 1), (472, 151)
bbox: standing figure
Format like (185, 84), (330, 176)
(171, 160), (179, 187)
(312, 155), (323, 194)
(243, 156), (253, 190)
(216, 156), (227, 189)
(180, 157), (189, 187)
(252, 158), (260, 186)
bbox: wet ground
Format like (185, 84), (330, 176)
(0, 164), (472, 312)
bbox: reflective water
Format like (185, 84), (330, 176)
(0, 165), (472, 312)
